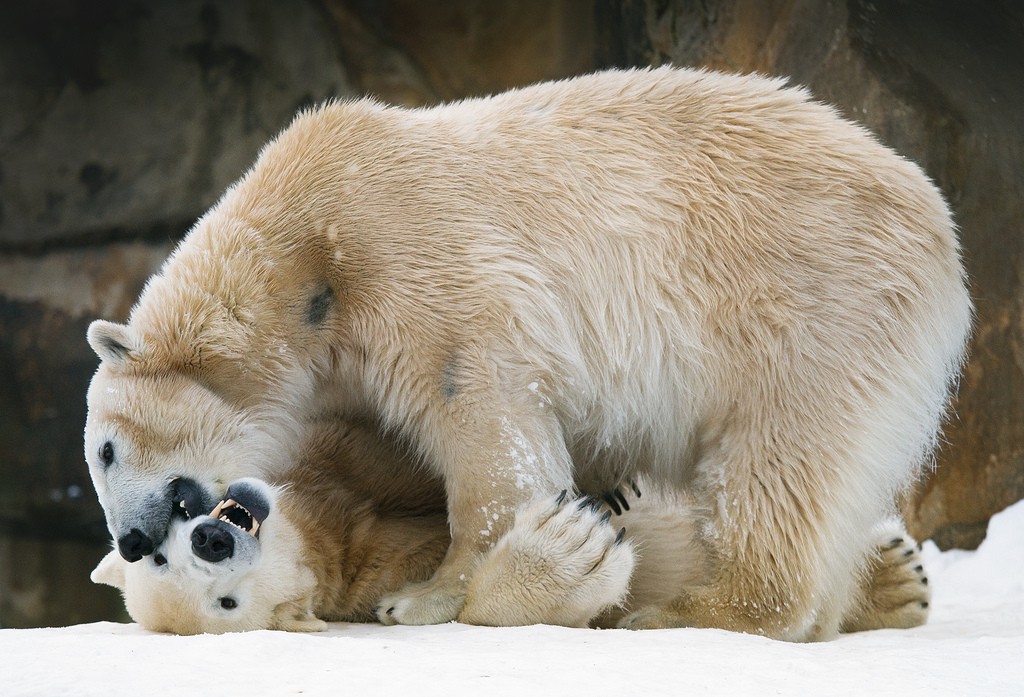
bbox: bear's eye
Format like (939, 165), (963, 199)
(153, 554), (167, 567)
(220, 597), (238, 610)
(99, 441), (115, 467)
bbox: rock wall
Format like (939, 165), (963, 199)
(1, 0), (1020, 626)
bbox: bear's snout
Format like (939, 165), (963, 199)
(118, 528), (154, 562)
(191, 521), (235, 562)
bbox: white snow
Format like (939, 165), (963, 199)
(3, 499), (1023, 697)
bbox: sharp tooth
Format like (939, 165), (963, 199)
(210, 501), (226, 519)
(179, 500), (186, 508)
(250, 519), (260, 537)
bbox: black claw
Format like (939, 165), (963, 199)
(914, 565), (923, 573)
(577, 495), (596, 510)
(922, 577), (929, 586)
(614, 488), (630, 512)
(615, 527), (626, 544)
(888, 537), (904, 549)
(555, 489), (568, 505)
(602, 493), (623, 515)
(590, 498), (603, 514)
(629, 479), (641, 498)
(920, 602), (929, 609)
(902, 548), (915, 557)
(599, 510), (612, 525)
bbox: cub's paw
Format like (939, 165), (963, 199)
(618, 605), (683, 631)
(841, 521), (931, 633)
(459, 492), (636, 628)
(375, 579), (467, 626)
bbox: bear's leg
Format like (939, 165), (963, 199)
(376, 397), (574, 625)
(839, 519), (930, 633)
(458, 492), (636, 627)
(617, 513), (838, 639)
(617, 419), (881, 640)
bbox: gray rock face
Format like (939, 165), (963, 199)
(0, 0), (351, 248)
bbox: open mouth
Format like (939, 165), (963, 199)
(167, 478), (270, 538)
(209, 498), (261, 537)
(208, 481), (271, 538)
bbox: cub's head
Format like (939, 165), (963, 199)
(92, 478), (323, 634)
(85, 320), (293, 563)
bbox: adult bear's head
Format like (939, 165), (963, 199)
(82, 211), (320, 561)
(84, 318), (294, 561)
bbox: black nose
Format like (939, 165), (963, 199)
(191, 522), (235, 562)
(118, 529), (154, 562)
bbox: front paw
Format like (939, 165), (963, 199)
(375, 579), (467, 626)
(459, 492), (636, 627)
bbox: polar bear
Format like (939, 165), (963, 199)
(85, 66), (970, 641)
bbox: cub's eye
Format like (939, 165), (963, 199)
(220, 597), (238, 610)
(153, 554), (167, 567)
(99, 442), (115, 467)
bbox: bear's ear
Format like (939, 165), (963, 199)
(91, 550), (127, 591)
(271, 599), (328, 633)
(87, 320), (141, 366)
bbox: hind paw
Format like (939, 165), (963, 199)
(841, 521), (931, 632)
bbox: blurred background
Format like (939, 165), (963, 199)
(1, 0), (1022, 628)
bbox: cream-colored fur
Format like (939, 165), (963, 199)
(85, 66), (970, 640)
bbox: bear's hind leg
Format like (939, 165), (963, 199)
(618, 424), (874, 641)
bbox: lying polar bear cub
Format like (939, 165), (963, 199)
(92, 423), (929, 635)
(89, 418), (662, 634)
(92, 478), (647, 634)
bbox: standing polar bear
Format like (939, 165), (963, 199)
(85, 66), (970, 641)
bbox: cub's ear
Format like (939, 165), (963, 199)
(91, 550), (127, 591)
(271, 599), (328, 633)
(87, 320), (141, 366)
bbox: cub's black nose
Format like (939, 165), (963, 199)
(191, 522), (234, 562)
(118, 529), (154, 562)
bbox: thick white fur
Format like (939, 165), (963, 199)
(85, 66), (970, 640)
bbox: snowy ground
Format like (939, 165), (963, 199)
(3, 500), (1022, 697)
